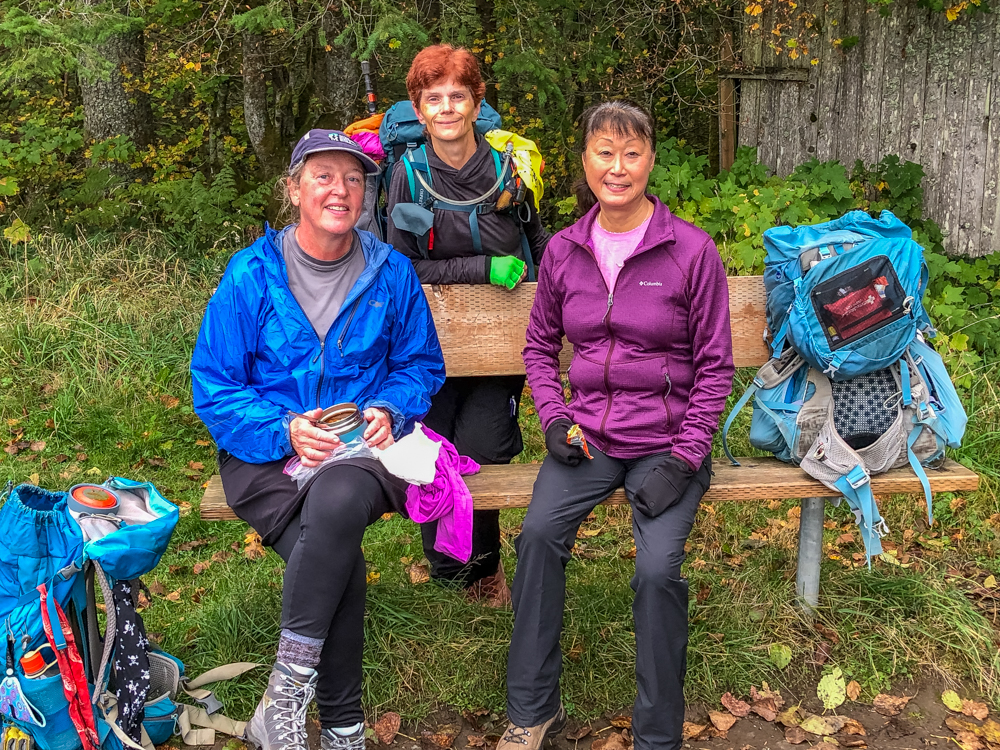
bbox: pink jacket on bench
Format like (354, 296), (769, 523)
(522, 197), (735, 469)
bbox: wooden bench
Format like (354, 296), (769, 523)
(200, 278), (980, 609)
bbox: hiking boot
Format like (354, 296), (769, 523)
(244, 662), (318, 750)
(466, 560), (512, 608)
(320, 725), (366, 750)
(495, 706), (566, 750)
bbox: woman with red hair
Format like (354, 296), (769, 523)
(387, 44), (549, 605)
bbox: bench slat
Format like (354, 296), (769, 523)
(198, 458), (978, 520)
(424, 277), (770, 378)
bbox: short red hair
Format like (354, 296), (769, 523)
(406, 44), (485, 107)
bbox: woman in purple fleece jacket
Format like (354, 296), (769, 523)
(497, 102), (734, 750)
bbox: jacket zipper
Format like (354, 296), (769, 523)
(313, 342), (326, 408)
(336, 298), (364, 355)
(662, 371), (673, 430)
(598, 291), (616, 442)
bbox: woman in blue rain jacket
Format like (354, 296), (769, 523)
(191, 131), (444, 750)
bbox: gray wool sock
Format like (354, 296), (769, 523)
(276, 629), (324, 671)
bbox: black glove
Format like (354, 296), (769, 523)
(633, 453), (695, 518)
(544, 419), (587, 467)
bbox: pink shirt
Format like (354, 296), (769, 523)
(590, 212), (653, 292)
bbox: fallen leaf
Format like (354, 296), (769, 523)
(187, 460), (205, 471)
(954, 730), (984, 750)
(137, 591), (150, 609)
(681, 723), (708, 741)
(785, 726), (807, 745)
(576, 527), (601, 538)
(466, 735), (486, 748)
(751, 697), (778, 722)
(984, 575), (997, 589)
(591, 732), (627, 750)
(834, 734), (867, 748)
(777, 706), (804, 727)
(982, 719), (1000, 744)
(148, 457), (167, 468)
(946, 716), (983, 735)
(721, 692), (751, 717)
(873, 694), (912, 716)
(769, 643), (792, 669)
(211, 550), (231, 563)
(192, 561), (211, 575)
(76, 452), (87, 462)
(696, 583), (711, 604)
(846, 680), (861, 701)
(177, 538), (212, 551)
(374, 712), (401, 745)
(29, 440), (45, 452)
(3, 444), (18, 456)
(944, 690), (965, 712)
(565, 726), (591, 741)
(85, 467), (102, 476)
(609, 714), (631, 729)
(191, 587), (206, 603)
(841, 718), (866, 736)
(963, 700), (989, 721)
(244, 531), (267, 560)
(814, 622), (840, 644)
(817, 667), (847, 709)
(53, 453), (69, 463)
(799, 713), (846, 736)
(709, 710), (738, 733)
(165, 590), (181, 602)
(407, 562), (430, 585)
(148, 581), (167, 596)
(750, 683), (785, 708)
(160, 395), (180, 409)
(366, 571), (381, 585)
(29, 472), (39, 484)
(566, 642), (583, 661)
(620, 546), (637, 559)
(813, 641), (832, 666)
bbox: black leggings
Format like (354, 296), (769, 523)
(270, 464), (392, 728)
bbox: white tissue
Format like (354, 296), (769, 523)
(375, 422), (441, 485)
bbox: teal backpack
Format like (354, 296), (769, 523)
(0, 480), (256, 750)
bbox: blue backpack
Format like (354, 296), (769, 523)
(762, 210), (932, 380)
(0, 480), (253, 750)
(376, 100), (537, 281)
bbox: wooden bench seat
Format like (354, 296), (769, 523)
(199, 458), (979, 520)
(198, 278), (981, 608)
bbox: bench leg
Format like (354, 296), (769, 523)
(796, 496), (827, 614)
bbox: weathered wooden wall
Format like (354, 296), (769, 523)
(738, 0), (1000, 257)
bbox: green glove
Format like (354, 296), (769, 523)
(489, 256), (527, 290)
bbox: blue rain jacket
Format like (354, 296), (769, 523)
(191, 225), (446, 463)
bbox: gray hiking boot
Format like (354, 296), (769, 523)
(320, 725), (366, 750)
(495, 706), (567, 750)
(244, 662), (318, 750)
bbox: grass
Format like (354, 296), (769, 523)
(1, 232), (998, 724)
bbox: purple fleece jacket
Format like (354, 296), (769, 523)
(523, 197), (735, 468)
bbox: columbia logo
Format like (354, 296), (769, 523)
(639, 281), (663, 287)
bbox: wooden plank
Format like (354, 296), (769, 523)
(982, 11), (1000, 256)
(857, 3), (888, 168)
(737, 7), (767, 151)
(199, 459), (980, 519)
(877, 5), (905, 163)
(956, 13), (995, 257)
(421, 278), (770, 378)
(720, 68), (811, 81)
(720, 33), (738, 171)
(814, 0), (846, 162)
(921, 14), (954, 227)
(898, 3), (931, 165)
(833, 0), (865, 164)
(938, 17), (974, 251)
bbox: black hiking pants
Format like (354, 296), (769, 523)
(506, 447), (711, 750)
(270, 466), (392, 729)
(420, 375), (525, 585)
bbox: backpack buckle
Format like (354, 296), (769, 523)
(875, 518), (890, 537)
(845, 465), (869, 489)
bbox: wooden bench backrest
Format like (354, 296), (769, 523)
(422, 276), (769, 377)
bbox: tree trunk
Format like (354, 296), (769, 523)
(474, 0), (498, 109)
(242, 30), (293, 177)
(78, 19), (154, 176)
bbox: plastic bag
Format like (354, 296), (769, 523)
(283, 437), (377, 489)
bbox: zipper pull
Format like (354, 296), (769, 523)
(313, 342), (325, 364)
(607, 293), (614, 308)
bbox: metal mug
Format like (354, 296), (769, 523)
(319, 403), (368, 444)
